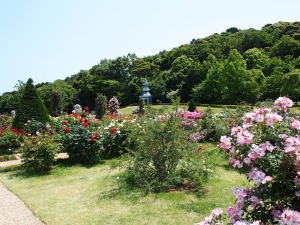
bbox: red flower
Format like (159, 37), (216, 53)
(64, 127), (71, 133)
(110, 128), (117, 134)
(84, 106), (89, 112)
(84, 119), (88, 123)
(84, 122), (89, 127)
(11, 128), (23, 136)
(94, 132), (99, 137)
(90, 136), (96, 141)
(61, 121), (68, 126)
(79, 117), (83, 123)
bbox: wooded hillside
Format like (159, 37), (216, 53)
(1, 21), (299, 114)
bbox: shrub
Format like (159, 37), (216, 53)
(100, 119), (132, 158)
(59, 118), (102, 164)
(188, 100), (197, 112)
(124, 111), (210, 192)
(0, 114), (12, 128)
(21, 136), (57, 174)
(24, 119), (48, 136)
(0, 128), (24, 154)
(13, 78), (49, 130)
(95, 93), (107, 119)
(198, 107), (251, 142)
(199, 108), (230, 142)
(0, 154), (18, 162)
(196, 97), (300, 225)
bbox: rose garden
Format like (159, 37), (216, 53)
(0, 79), (299, 225)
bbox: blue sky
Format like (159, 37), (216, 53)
(0, 0), (299, 95)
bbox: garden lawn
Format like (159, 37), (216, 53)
(0, 146), (248, 225)
(119, 105), (228, 115)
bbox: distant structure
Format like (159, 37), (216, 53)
(139, 79), (152, 104)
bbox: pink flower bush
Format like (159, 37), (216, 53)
(196, 97), (300, 225)
(180, 109), (204, 120)
(194, 208), (223, 225)
(274, 97), (294, 112)
(279, 209), (300, 225)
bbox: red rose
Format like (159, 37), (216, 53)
(110, 128), (117, 134)
(64, 127), (71, 133)
(61, 121), (68, 126)
(84, 122), (89, 127)
(94, 132), (99, 137)
(90, 136), (96, 141)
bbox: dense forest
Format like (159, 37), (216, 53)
(1, 21), (299, 115)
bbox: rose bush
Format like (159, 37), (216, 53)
(0, 127), (24, 154)
(195, 97), (300, 225)
(59, 117), (103, 164)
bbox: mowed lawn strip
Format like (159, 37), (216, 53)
(0, 148), (247, 225)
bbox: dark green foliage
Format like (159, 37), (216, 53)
(13, 78), (49, 129)
(124, 109), (210, 193)
(21, 136), (57, 174)
(188, 100), (196, 112)
(38, 80), (77, 116)
(95, 93), (107, 119)
(280, 69), (300, 101)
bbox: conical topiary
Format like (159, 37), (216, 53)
(95, 93), (107, 119)
(13, 78), (49, 129)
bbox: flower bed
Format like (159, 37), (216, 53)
(196, 97), (300, 225)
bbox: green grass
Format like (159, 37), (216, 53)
(119, 105), (227, 115)
(0, 145), (247, 225)
(120, 104), (300, 115)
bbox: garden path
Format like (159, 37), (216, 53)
(0, 182), (45, 225)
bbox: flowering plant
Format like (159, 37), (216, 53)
(0, 127), (24, 154)
(108, 97), (120, 115)
(196, 97), (300, 225)
(59, 116), (103, 164)
(180, 109), (205, 120)
(100, 119), (132, 158)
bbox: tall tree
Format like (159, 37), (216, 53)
(13, 78), (49, 129)
(38, 80), (77, 116)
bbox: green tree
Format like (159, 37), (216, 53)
(262, 70), (284, 99)
(165, 55), (194, 94)
(38, 80), (77, 116)
(280, 69), (300, 102)
(193, 61), (225, 103)
(0, 81), (25, 113)
(243, 48), (270, 70)
(271, 35), (300, 58)
(222, 49), (259, 103)
(131, 58), (160, 78)
(13, 78), (49, 129)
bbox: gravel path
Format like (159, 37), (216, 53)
(0, 182), (45, 225)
